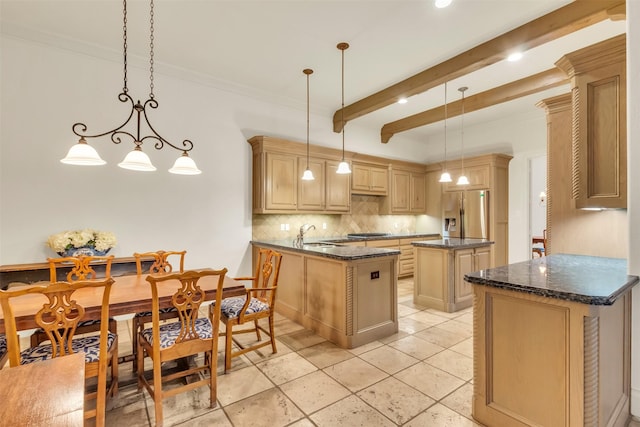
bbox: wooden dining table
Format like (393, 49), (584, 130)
(0, 352), (85, 426)
(0, 271), (246, 334)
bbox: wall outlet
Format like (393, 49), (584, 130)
(285, 224), (290, 231)
(322, 223), (327, 230)
(280, 224), (285, 231)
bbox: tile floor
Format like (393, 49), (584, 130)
(103, 279), (640, 427)
(104, 277), (481, 426)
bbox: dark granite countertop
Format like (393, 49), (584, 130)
(412, 238), (493, 250)
(327, 232), (440, 243)
(465, 253), (639, 305)
(251, 239), (401, 261)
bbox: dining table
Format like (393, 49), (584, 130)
(0, 352), (85, 426)
(0, 271), (246, 334)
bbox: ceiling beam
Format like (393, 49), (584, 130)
(381, 68), (569, 143)
(333, 0), (625, 133)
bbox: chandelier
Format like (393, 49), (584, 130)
(61, 0), (201, 175)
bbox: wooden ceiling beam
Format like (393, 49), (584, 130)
(333, 0), (625, 133)
(381, 68), (569, 143)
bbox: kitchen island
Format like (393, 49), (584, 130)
(466, 254), (639, 427)
(251, 238), (401, 348)
(412, 238), (493, 312)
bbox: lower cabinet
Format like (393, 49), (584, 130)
(414, 244), (492, 312)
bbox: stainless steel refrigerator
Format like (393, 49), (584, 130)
(442, 190), (489, 239)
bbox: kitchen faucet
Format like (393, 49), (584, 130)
(294, 224), (316, 247)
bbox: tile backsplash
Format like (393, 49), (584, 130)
(252, 195), (417, 240)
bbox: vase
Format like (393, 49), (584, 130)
(58, 247), (111, 257)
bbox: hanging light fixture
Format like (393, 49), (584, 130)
(438, 82), (452, 183)
(336, 42), (351, 175)
(456, 86), (470, 186)
(61, 0), (201, 175)
(301, 69), (315, 181)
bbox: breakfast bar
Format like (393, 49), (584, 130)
(466, 254), (639, 427)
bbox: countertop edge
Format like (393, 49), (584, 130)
(251, 240), (401, 261)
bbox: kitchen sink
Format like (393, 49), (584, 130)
(347, 232), (391, 238)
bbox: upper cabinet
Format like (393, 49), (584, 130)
(249, 136), (350, 214)
(351, 162), (389, 195)
(381, 167), (426, 214)
(555, 34), (626, 210)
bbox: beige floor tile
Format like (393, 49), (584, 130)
(404, 403), (480, 427)
(287, 419), (316, 427)
(256, 352), (317, 385)
(297, 341), (355, 369)
(377, 330), (410, 344)
(414, 325), (469, 348)
(358, 345), (420, 375)
(398, 316), (431, 334)
(425, 349), (473, 381)
(278, 328), (326, 350)
(395, 362), (465, 400)
(310, 395), (395, 427)
(280, 370), (351, 414)
(173, 408), (233, 426)
(224, 388), (305, 427)
(436, 319), (473, 337)
(440, 383), (474, 420)
(406, 310), (450, 328)
(323, 357), (388, 392)
(397, 304), (421, 317)
(454, 311), (474, 325)
(449, 337), (473, 358)
(241, 338), (293, 364)
(425, 308), (465, 319)
(273, 317), (307, 335)
(388, 335), (446, 360)
(216, 365), (275, 406)
(348, 340), (384, 355)
(357, 376), (435, 425)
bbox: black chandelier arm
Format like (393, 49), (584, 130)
(140, 98), (194, 153)
(71, 92), (136, 141)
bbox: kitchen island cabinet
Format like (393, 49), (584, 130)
(466, 254), (638, 427)
(412, 238), (492, 312)
(251, 240), (400, 348)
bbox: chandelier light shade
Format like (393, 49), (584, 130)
(439, 82), (452, 183)
(336, 42), (351, 175)
(435, 0), (453, 8)
(62, 0), (201, 175)
(456, 86), (470, 186)
(301, 68), (315, 181)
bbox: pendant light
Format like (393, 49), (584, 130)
(62, 0), (201, 175)
(336, 42), (351, 175)
(301, 69), (315, 181)
(456, 86), (470, 186)
(438, 82), (452, 183)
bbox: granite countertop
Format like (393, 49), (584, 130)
(412, 238), (494, 249)
(327, 232), (440, 243)
(251, 239), (401, 261)
(465, 253), (640, 305)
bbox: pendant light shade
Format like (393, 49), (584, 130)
(61, 137), (106, 166)
(118, 146), (156, 171)
(169, 152), (202, 175)
(301, 68), (315, 181)
(438, 82), (452, 183)
(336, 42), (351, 175)
(456, 86), (469, 186)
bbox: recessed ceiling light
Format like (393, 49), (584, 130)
(507, 52), (523, 62)
(397, 98), (408, 104)
(435, 0), (452, 8)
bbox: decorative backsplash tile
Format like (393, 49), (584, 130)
(252, 195), (417, 240)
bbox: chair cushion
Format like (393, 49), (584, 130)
(0, 334), (6, 359)
(20, 332), (117, 365)
(135, 307), (178, 318)
(221, 296), (270, 319)
(140, 318), (212, 349)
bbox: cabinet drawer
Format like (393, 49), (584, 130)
(366, 239), (400, 249)
(399, 259), (414, 276)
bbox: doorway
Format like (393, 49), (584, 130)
(529, 155), (547, 257)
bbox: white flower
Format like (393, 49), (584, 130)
(46, 229), (117, 253)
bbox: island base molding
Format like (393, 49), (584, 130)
(472, 285), (630, 427)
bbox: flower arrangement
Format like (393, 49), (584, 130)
(46, 229), (117, 255)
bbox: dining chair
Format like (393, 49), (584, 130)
(0, 334), (7, 369)
(31, 255), (117, 347)
(0, 277), (118, 427)
(131, 250), (186, 369)
(216, 248), (282, 372)
(136, 268), (227, 426)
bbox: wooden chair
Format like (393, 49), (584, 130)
(136, 268), (227, 426)
(131, 250), (186, 369)
(0, 278), (118, 427)
(217, 248), (282, 372)
(0, 334), (7, 369)
(31, 255), (117, 348)
(532, 229), (547, 258)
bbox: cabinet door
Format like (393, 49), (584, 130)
(351, 164), (371, 192)
(454, 248), (475, 304)
(474, 246), (492, 271)
(391, 170), (410, 212)
(266, 153), (297, 210)
(444, 165), (489, 191)
(326, 161), (351, 212)
(370, 166), (389, 194)
(298, 157), (325, 211)
(410, 173), (426, 212)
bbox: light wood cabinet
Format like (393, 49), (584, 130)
(297, 156), (324, 211)
(442, 164), (489, 192)
(414, 244), (492, 312)
(384, 169), (426, 214)
(555, 34), (626, 209)
(326, 160), (351, 212)
(265, 152), (297, 211)
(352, 162), (388, 195)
